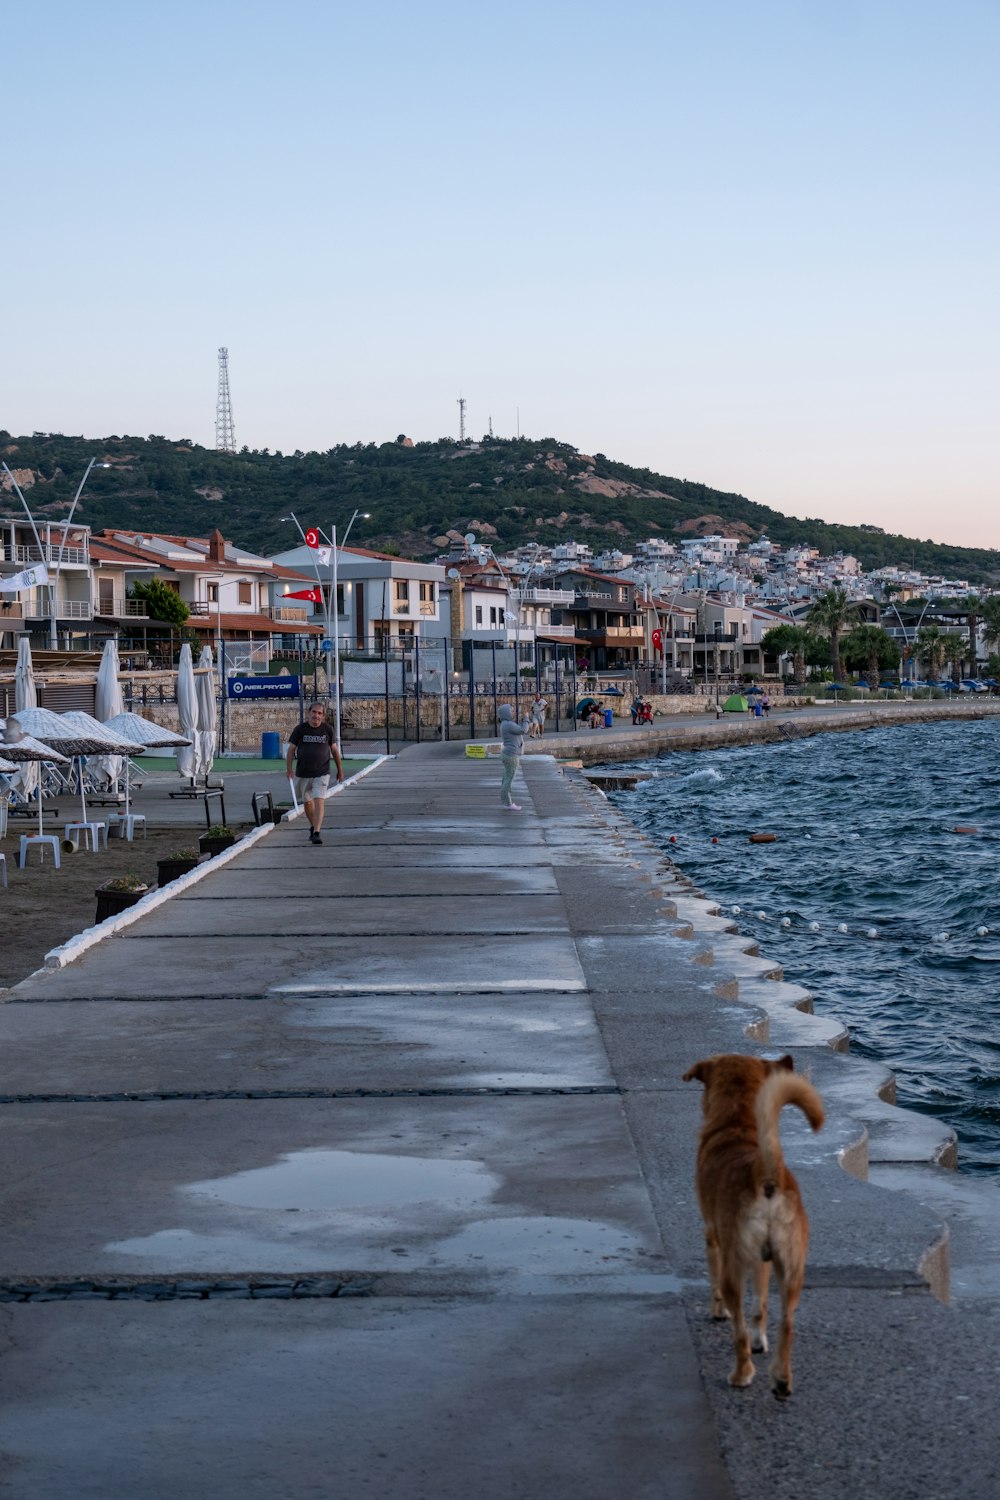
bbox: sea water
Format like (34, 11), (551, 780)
(607, 719), (1000, 1174)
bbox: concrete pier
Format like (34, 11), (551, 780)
(1, 745), (999, 1498)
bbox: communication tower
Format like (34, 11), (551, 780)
(457, 395), (466, 443)
(215, 347), (236, 453)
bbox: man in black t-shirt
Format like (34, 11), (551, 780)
(285, 702), (344, 845)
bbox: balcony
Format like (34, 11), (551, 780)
(12, 543), (89, 568)
(94, 597), (149, 618)
(268, 604), (309, 622)
(419, 600), (436, 616)
(392, 600), (412, 616)
(512, 587), (575, 606)
(23, 598), (93, 620)
(537, 622), (576, 639)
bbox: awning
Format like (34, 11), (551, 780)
(535, 635), (593, 647)
(188, 612), (323, 637)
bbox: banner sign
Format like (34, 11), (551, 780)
(0, 563), (49, 594)
(227, 676), (301, 700)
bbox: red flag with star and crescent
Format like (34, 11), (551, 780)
(285, 587), (322, 602)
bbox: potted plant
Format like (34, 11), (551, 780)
(157, 846), (201, 885)
(199, 825), (237, 857)
(95, 873), (150, 923)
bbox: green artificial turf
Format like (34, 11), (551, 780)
(133, 754), (371, 775)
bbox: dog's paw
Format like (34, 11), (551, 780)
(728, 1366), (755, 1388)
(750, 1328), (768, 1353)
(771, 1374), (792, 1400)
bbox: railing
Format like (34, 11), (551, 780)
(12, 543), (89, 567)
(419, 600), (436, 616)
(268, 605), (309, 621)
(392, 600), (411, 615)
(512, 587), (576, 605)
(538, 623), (576, 638)
(94, 597), (148, 617)
(23, 599), (94, 619)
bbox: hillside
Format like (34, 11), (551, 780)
(2, 430), (998, 584)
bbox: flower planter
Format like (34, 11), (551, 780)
(157, 856), (201, 885)
(199, 833), (236, 857)
(95, 885), (149, 923)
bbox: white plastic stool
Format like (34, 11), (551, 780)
(107, 812), (146, 841)
(64, 821), (108, 852)
(19, 835), (61, 869)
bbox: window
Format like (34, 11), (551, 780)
(490, 607), (499, 626)
(207, 583), (219, 603)
(475, 605), (483, 625)
(419, 581), (434, 603)
(394, 579), (409, 602)
(238, 581), (252, 605)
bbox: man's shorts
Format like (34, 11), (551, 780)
(294, 774), (330, 801)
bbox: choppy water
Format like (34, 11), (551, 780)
(607, 721), (1000, 1173)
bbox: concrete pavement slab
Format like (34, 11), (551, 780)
(174, 865), (561, 897)
(0, 1297), (734, 1500)
(0, 993), (612, 1095)
(0, 1096), (666, 1279)
(130, 893), (570, 937)
(10, 934), (587, 999)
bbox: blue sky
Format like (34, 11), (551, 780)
(4, 1), (998, 547)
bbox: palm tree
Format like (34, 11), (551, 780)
(761, 624), (808, 683)
(980, 597), (1000, 657)
(842, 625), (900, 689)
(966, 595), (982, 675)
(807, 589), (859, 682)
(916, 624), (945, 683)
(940, 634), (965, 686)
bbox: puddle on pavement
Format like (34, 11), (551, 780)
(186, 1148), (500, 1212)
(431, 1215), (650, 1271)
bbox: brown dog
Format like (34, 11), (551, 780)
(682, 1053), (824, 1398)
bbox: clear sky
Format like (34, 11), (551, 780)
(5, 1), (998, 547)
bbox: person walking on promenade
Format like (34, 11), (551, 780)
(529, 692), (548, 738)
(498, 703), (530, 811)
(285, 701), (343, 845)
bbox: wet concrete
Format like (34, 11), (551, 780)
(0, 745), (989, 1498)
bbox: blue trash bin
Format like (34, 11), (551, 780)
(261, 731), (281, 760)
(604, 708), (614, 728)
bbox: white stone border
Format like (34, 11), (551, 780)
(40, 758), (390, 971)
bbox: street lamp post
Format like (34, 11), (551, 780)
(283, 509), (368, 750)
(3, 457), (109, 648)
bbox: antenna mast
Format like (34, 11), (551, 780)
(216, 347), (236, 453)
(457, 395), (466, 443)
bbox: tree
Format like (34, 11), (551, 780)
(807, 588), (859, 682)
(916, 624), (945, 682)
(761, 624), (809, 682)
(841, 625), (900, 688)
(129, 578), (189, 627)
(940, 634), (965, 685)
(979, 597), (1000, 656)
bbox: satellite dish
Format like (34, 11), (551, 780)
(447, 568), (461, 580)
(464, 532), (477, 548)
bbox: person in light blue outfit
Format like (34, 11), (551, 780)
(498, 703), (531, 810)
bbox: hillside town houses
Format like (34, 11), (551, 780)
(0, 514), (995, 684)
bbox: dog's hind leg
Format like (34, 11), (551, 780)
(720, 1268), (755, 1387)
(770, 1259), (803, 1399)
(704, 1228), (726, 1319)
(750, 1259), (770, 1353)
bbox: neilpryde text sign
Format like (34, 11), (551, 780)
(227, 676), (301, 700)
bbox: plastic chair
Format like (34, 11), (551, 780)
(19, 835), (61, 869)
(64, 821), (108, 852)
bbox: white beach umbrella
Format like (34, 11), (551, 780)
(0, 721), (70, 837)
(103, 710), (193, 818)
(93, 638), (125, 787)
(15, 708), (137, 826)
(196, 646), (218, 776)
(13, 637), (39, 800)
(175, 644), (200, 781)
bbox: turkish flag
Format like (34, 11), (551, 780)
(652, 627), (663, 654)
(304, 527), (320, 549)
(286, 587), (322, 602)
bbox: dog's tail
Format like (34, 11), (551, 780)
(756, 1071), (824, 1185)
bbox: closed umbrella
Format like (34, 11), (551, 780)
(13, 636), (39, 802)
(0, 722), (70, 837)
(103, 710), (193, 819)
(196, 646), (218, 777)
(93, 638), (125, 788)
(175, 644), (200, 781)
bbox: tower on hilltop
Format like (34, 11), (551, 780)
(215, 347), (236, 453)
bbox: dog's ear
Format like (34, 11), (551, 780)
(683, 1058), (713, 1086)
(768, 1054), (795, 1074)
